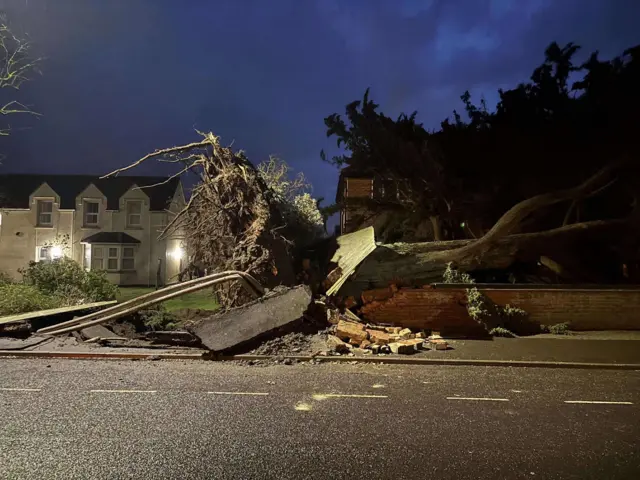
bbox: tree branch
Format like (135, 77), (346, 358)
(440, 160), (627, 261)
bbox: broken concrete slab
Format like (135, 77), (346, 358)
(188, 285), (312, 352)
(79, 325), (121, 341)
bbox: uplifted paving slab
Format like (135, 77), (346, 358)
(188, 285), (312, 352)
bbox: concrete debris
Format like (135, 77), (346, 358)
(188, 285), (312, 352)
(79, 325), (122, 341)
(327, 335), (351, 353)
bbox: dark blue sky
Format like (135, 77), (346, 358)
(2, 0), (639, 205)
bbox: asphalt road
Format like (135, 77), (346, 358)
(1, 359), (639, 480)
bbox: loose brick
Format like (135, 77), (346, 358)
(335, 320), (369, 344)
(389, 342), (415, 354)
(398, 328), (414, 339)
(367, 329), (391, 345)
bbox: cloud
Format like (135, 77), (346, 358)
(1, 0), (638, 212)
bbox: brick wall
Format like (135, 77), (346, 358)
(360, 285), (640, 332)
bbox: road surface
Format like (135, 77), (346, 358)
(1, 359), (639, 479)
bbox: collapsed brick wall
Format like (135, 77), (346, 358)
(359, 285), (640, 332)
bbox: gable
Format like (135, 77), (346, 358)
(75, 183), (106, 208)
(29, 182), (60, 205)
(0, 174), (180, 211)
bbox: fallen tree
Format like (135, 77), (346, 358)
(324, 41), (640, 285)
(339, 160), (639, 292)
(105, 132), (322, 307)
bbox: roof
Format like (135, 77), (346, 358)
(325, 226), (377, 296)
(81, 232), (141, 244)
(0, 174), (180, 211)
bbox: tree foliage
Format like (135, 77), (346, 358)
(257, 156), (325, 243)
(323, 42), (640, 243)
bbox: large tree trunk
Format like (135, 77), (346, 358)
(339, 161), (635, 291)
(340, 218), (632, 294)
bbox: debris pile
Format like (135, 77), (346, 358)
(321, 314), (449, 356)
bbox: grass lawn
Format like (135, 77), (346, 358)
(117, 286), (219, 312)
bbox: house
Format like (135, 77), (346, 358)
(336, 166), (412, 237)
(0, 174), (186, 286)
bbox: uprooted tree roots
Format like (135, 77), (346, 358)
(105, 132), (304, 308)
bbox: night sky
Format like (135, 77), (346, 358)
(2, 0), (639, 207)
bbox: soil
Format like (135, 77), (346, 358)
(249, 330), (331, 356)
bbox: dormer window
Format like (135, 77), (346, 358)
(83, 200), (99, 227)
(126, 201), (142, 228)
(36, 200), (53, 227)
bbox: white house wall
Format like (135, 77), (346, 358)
(0, 180), (181, 286)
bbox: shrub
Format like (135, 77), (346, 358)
(489, 326), (516, 337)
(0, 284), (66, 315)
(0, 270), (13, 285)
(138, 305), (180, 331)
(443, 262), (474, 284)
(19, 258), (118, 303)
(548, 322), (570, 335)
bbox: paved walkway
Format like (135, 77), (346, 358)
(436, 334), (640, 364)
(3, 331), (640, 366)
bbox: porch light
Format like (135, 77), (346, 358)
(170, 247), (184, 260)
(50, 246), (63, 259)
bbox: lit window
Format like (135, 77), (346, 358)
(83, 201), (99, 226)
(37, 246), (51, 262)
(107, 247), (119, 270)
(91, 247), (104, 270)
(126, 201), (142, 227)
(37, 200), (53, 227)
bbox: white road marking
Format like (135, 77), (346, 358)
(511, 390), (523, 393)
(372, 384), (386, 389)
(0, 388), (41, 392)
(294, 402), (312, 411)
(564, 400), (633, 405)
(446, 397), (509, 402)
(322, 393), (388, 399)
(208, 391), (269, 396)
(90, 389), (157, 394)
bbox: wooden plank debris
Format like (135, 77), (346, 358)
(0, 301), (117, 326)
